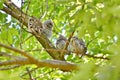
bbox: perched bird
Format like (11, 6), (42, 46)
(28, 17), (53, 39)
(43, 19), (53, 39)
(69, 36), (87, 57)
(56, 35), (67, 50)
(28, 17), (43, 36)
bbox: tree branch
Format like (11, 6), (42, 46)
(0, 43), (39, 63)
(0, 52), (24, 60)
(26, 67), (34, 80)
(0, 43), (78, 71)
(61, 31), (75, 59)
(84, 53), (109, 60)
(0, 58), (30, 66)
(21, 67), (39, 77)
(0, 65), (20, 70)
(1, 0), (61, 60)
(0, 58), (78, 71)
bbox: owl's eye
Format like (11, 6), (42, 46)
(29, 19), (32, 21)
(49, 23), (52, 26)
(29, 23), (32, 25)
(35, 30), (38, 33)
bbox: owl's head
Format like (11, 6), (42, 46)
(44, 19), (53, 30)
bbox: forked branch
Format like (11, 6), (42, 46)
(0, 43), (78, 71)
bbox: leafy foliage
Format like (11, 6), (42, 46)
(0, 0), (4, 9)
(0, 0), (120, 80)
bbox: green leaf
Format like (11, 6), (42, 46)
(56, 0), (75, 4)
(60, 4), (79, 17)
(0, 0), (4, 9)
(0, 12), (7, 24)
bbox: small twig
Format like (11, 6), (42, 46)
(26, 0), (31, 14)
(40, 0), (48, 19)
(0, 43), (39, 62)
(19, 0), (25, 49)
(21, 67), (39, 77)
(35, 69), (53, 80)
(26, 67), (35, 80)
(45, 49), (109, 60)
(0, 65), (20, 70)
(84, 53), (109, 60)
(21, 67), (53, 80)
(45, 49), (68, 53)
(21, 26), (31, 33)
(26, 49), (42, 52)
(86, 35), (99, 47)
(40, 11), (47, 19)
(21, 35), (33, 44)
(19, 28), (23, 49)
(0, 52), (25, 60)
(61, 31), (75, 59)
(45, 0), (48, 11)
(26, 48), (71, 56)
(65, 31), (75, 50)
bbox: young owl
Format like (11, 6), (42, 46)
(43, 19), (53, 39)
(56, 35), (67, 49)
(28, 17), (53, 39)
(68, 36), (87, 56)
(28, 17), (43, 36)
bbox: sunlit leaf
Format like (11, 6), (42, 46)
(0, 0), (4, 9)
(60, 4), (79, 17)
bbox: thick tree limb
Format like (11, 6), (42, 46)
(0, 58), (78, 71)
(40, 60), (78, 71)
(0, 43), (78, 71)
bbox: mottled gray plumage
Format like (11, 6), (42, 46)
(28, 18), (53, 38)
(56, 35), (67, 49)
(28, 17), (43, 36)
(43, 19), (53, 39)
(69, 36), (87, 56)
